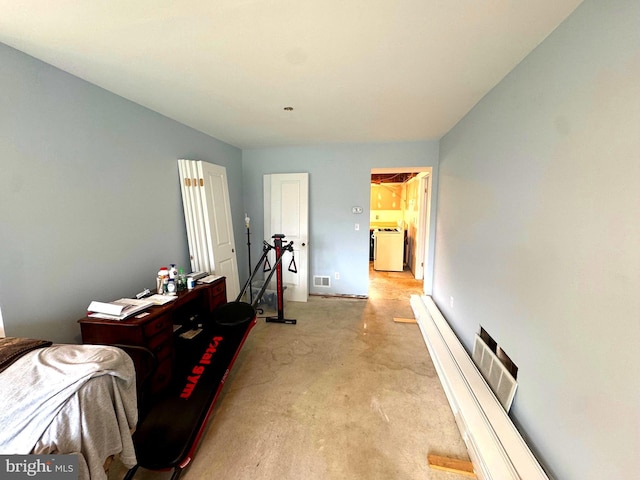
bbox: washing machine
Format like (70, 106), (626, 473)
(373, 228), (404, 271)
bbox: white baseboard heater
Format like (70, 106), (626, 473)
(410, 295), (549, 480)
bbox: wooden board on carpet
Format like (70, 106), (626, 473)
(427, 454), (476, 478)
(393, 317), (417, 323)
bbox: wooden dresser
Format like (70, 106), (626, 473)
(78, 278), (226, 395)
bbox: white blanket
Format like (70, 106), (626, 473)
(0, 344), (138, 480)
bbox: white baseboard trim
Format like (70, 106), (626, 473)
(410, 295), (548, 480)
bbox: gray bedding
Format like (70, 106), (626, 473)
(0, 344), (138, 480)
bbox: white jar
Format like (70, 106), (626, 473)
(167, 278), (177, 295)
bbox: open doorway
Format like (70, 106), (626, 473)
(369, 167), (432, 294)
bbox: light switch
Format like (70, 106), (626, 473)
(355, 223), (360, 231)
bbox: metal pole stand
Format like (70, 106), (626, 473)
(266, 234), (297, 325)
(245, 222), (253, 304)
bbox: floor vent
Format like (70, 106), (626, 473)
(472, 334), (517, 412)
(313, 275), (331, 287)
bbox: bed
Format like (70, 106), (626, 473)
(0, 337), (138, 480)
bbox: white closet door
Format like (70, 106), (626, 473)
(196, 161), (240, 301)
(178, 160), (195, 271)
(179, 159), (210, 272)
(189, 160), (212, 272)
(178, 160), (201, 272)
(179, 160), (240, 302)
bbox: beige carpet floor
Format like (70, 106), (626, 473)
(109, 265), (467, 479)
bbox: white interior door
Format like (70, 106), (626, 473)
(178, 160), (197, 272)
(178, 159), (209, 272)
(421, 173), (433, 295)
(263, 173), (309, 302)
(197, 161), (240, 301)
(414, 173), (429, 280)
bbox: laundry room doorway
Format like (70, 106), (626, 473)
(369, 167), (432, 295)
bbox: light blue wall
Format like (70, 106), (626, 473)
(0, 43), (245, 343)
(243, 142), (439, 296)
(435, 0), (640, 478)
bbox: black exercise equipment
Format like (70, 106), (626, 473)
(265, 234), (297, 325)
(123, 235), (297, 480)
(244, 213), (253, 304)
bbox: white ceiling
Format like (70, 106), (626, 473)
(0, 1), (582, 149)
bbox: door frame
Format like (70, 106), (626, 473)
(370, 166), (433, 294)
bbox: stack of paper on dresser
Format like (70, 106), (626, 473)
(87, 298), (153, 320)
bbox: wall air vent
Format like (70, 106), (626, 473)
(313, 275), (331, 287)
(472, 334), (518, 412)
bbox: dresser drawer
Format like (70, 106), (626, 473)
(211, 281), (225, 297)
(209, 280), (227, 310)
(148, 332), (173, 362)
(143, 315), (172, 339)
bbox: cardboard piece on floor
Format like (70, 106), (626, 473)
(393, 317), (417, 323)
(427, 454), (476, 478)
